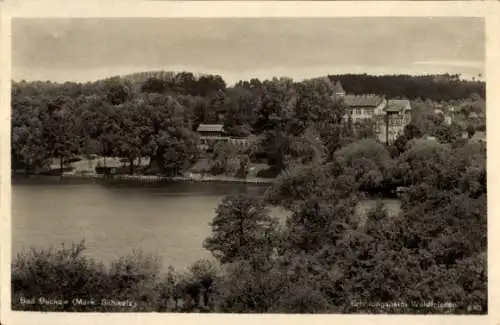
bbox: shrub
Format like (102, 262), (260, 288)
(11, 242), (222, 313)
(11, 241), (108, 312)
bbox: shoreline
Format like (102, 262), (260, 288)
(11, 172), (401, 199)
(11, 172), (276, 185)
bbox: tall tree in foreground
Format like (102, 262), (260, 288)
(204, 194), (280, 266)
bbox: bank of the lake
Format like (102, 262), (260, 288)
(12, 179), (401, 272)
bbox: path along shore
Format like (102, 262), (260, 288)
(61, 172), (275, 185)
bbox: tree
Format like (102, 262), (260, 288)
(154, 128), (200, 176)
(335, 139), (390, 169)
(265, 162), (357, 211)
(223, 87), (258, 135)
(334, 139), (391, 191)
(466, 124), (476, 139)
(196, 74), (226, 97)
(392, 123), (423, 156)
(433, 123), (462, 144)
(187, 259), (219, 308)
(294, 77), (342, 129)
(11, 97), (51, 174)
(114, 102), (143, 174)
(103, 77), (133, 105)
(253, 77), (297, 133)
(392, 139), (452, 188)
(41, 96), (81, 175)
(141, 77), (167, 94)
(353, 119), (377, 140)
(235, 155), (250, 179)
(286, 127), (326, 166)
(258, 129), (292, 171)
(210, 142), (239, 176)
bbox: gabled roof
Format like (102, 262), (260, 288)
(334, 81), (345, 94)
(385, 99), (411, 113)
(343, 94), (384, 108)
(197, 124), (225, 133)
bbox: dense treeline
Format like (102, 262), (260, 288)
(12, 73), (347, 177)
(12, 72), (485, 182)
(328, 74), (485, 101)
(12, 72), (486, 313)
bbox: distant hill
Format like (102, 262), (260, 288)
(328, 73), (485, 101)
(106, 70), (177, 84)
(13, 71), (485, 102)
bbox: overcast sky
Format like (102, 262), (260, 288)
(12, 17), (484, 85)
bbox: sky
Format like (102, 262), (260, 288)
(12, 17), (485, 85)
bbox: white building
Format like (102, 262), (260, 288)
(342, 95), (412, 144)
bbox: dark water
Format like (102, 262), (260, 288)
(12, 178), (400, 271)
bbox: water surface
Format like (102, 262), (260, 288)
(12, 179), (400, 271)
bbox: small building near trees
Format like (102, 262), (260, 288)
(196, 124), (255, 152)
(196, 124), (229, 151)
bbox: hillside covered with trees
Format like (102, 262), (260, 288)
(328, 73), (485, 101)
(12, 72), (485, 179)
(11, 72), (487, 313)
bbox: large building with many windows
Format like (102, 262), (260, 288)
(342, 94), (411, 144)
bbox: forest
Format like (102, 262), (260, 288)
(328, 73), (485, 101)
(11, 72), (487, 313)
(12, 72), (485, 179)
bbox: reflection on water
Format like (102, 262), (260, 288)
(12, 178), (400, 271)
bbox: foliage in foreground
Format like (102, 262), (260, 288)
(12, 102), (487, 313)
(12, 242), (218, 312)
(203, 136), (487, 314)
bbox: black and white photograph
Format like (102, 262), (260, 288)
(5, 10), (489, 317)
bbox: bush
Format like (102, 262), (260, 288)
(12, 241), (108, 312)
(256, 168), (281, 178)
(11, 241), (221, 312)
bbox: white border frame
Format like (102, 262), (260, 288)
(1, 2), (499, 325)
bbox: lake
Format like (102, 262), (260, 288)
(12, 178), (401, 272)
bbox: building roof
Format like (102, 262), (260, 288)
(424, 135), (438, 141)
(196, 124), (225, 133)
(470, 131), (486, 143)
(385, 99), (411, 113)
(334, 81), (345, 94)
(343, 94), (384, 108)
